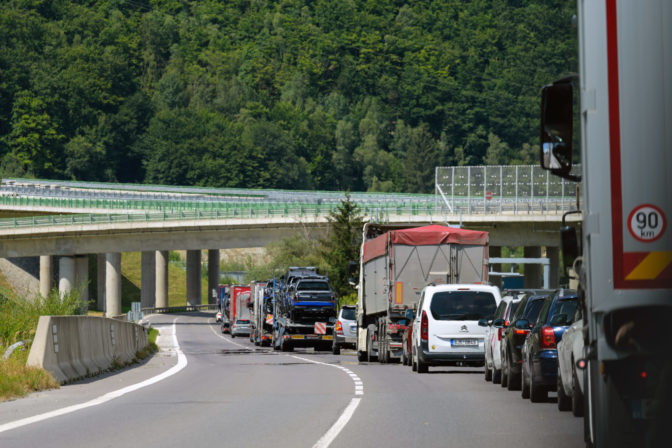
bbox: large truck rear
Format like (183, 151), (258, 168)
(540, 1), (671, 445)
(250, 281), (272, 346)
(356, 224), (489, 363)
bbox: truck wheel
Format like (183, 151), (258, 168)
(366, 325), (378, 362)
(401, 348), (408, 366)
(357, 350), (367, 362)
(332, 341), (341, 355)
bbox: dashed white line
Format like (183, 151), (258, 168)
(0, 318), (187, 434)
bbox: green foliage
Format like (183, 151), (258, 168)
(320, 193), (363, 297)
(0, 0), (577, 189)
(0, 288), (83, 350)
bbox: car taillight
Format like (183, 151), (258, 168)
(513, 328), (528, 335)
(497, 327), (503, 341)
(421, 310), (428, 342)
(293, 294), (298, 302)
(540, 326), (557, 349)
(335, 321), (343, 335)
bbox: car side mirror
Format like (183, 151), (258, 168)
(478, 318), (491, 327)
(492, 318), (505, 328)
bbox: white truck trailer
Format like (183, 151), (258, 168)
(540, 1), (671, 445)
(355, 224), (489, 363)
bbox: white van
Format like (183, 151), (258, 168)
(412, 284), (501, 373)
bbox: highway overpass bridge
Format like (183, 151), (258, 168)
(0, 166), (581, 316)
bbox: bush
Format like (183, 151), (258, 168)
(0, 288), (83, 351)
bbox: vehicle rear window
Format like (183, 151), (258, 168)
(297, 281), (330, 291)
(506, 302), (521, 319)
(341, 308), (356, 320)
(429, 291), (497, 321)
(236, 320), (250, 324)
(522, 298), (545, 323)
(550, 298), (578, 325)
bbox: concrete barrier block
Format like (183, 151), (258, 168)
(27, 315), (150, 384)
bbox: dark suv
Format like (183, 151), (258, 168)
(521, 290), (578, 402)
(500, 291), (554, 390)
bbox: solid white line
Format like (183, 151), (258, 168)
(290, 354), (364, 448)
(0, 318), (187, 434)
(312, 397), (361, 448)
(207, 319), (253, 349)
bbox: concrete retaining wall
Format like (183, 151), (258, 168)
(26, 315), (149, 384)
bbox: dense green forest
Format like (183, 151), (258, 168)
(0, 0), (577, 193)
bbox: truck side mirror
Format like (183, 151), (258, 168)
(347, 261), (358, 286)
(540, 80), (580, 181)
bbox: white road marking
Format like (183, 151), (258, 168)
(0, 318), (187, 434)
(208, 318), (255, 349)
(312, 398), (361, 448)
(290, 354), (364, 448)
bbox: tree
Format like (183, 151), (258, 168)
(320, 193), (363, 300)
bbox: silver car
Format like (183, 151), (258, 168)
(231, 319), (251, 338)
(332, 305), (357, 354)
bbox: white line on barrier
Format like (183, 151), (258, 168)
(0, 318), (187, 434)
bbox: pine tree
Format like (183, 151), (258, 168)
(320, 193), (364, 300)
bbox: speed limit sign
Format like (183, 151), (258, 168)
(627, 204), (666, 243)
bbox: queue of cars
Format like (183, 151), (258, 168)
(478, 288), (584, 417)
(216, 282), (584, 419)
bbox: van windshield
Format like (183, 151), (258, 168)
(429, 291), (497, 321)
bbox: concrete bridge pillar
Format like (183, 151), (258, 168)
(155, 250), (169, 308)
(187, 250), (201, 306)
(58, 256), (75, 299)
(105, 252), (122, 317)
(141, 251), (156, 309)
(97, 254), (106, 312)
(208, 249), (220, 305)
(75, 255), (89, 309)
(524, 246), (542, 289)
(547, 246), (560, 288)
(40, 255), (53, 298)
(489, 246), (502, 289)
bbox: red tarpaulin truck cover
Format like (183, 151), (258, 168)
(363, 224), (489, 263)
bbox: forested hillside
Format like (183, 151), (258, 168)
(0, 0), (577, 193)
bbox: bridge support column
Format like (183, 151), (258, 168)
(208, 249), (220, 305)
(489, 246), (502, 289)
(58, 256), (75, 299)
(547, 246), (560, 288)
(105, 252), (122, 317)
(141, 251), (156, 309)
(40, 255), (53, 298)
(524, 247), (542, 289)
(156, 250), (169, 308)
(97, 254), (106, 312)
(75, 255), (89, 310)
(186, 250), (201, 306)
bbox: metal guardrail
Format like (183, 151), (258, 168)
(142, 304), (218, 314)
(0, 197), (579, 230)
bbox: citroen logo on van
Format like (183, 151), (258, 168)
(460, 325), (469, 333)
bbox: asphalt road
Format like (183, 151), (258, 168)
(0, 312), (583, 448)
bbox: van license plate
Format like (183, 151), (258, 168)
(452, 339), (478, 347)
